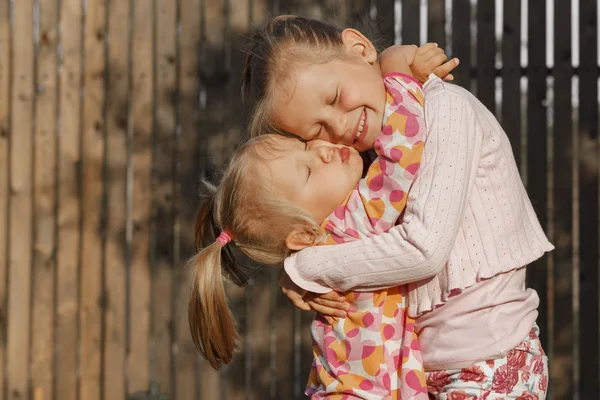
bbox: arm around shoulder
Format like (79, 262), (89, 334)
(286, 79), (483, 293)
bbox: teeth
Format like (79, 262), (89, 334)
(355, 110), (365, 143)
(357, 111), (365, 133)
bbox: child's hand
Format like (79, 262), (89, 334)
(279, 269), (348, 323)
(379, 44), (418, 77)
(304, 291), (349, 323)
(411, 43), (459, 83)
(279, 269), (310, 310)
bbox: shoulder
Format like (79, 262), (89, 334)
(424, 75), (473, 102)
(383, 73), (423, 94)
(423, 76), (479, 119)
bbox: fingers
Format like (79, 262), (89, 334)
(413, 46), (449, 80)
(305, 291), (348, 318)
(417, 44), (445, 63)
(310, 296), (349, 311)
(292, 299), (312, 311)
(305, 291), (349, 310)
(417, 42), (439, 54)
(313, 290), (346, 303)
(432, 58), (460, 79)
(421, 48), (447, 66)
(306, 300), (347, 318)
(285, 289), (312, 311)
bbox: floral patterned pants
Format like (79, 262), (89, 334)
(426, 325), (548, 400)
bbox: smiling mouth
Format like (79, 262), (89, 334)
(353, 108), (367, 144)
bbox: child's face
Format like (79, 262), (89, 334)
(272, 37), (385, 153)
(259, 137), (363, 223)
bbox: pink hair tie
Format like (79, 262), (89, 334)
(216, 231), (232, 246)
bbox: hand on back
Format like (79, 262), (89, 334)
(279, 269), (349, 324)
(380, 43), (459, 83)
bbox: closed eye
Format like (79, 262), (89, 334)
(304, 142), (312, 181)
(312, 124), (323, 139)
(329, 88), (339, 105)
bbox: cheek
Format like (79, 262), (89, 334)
(273, 107), (311, 140)
(352, 158), (364, 180)
(352, 141), (370, 152)
(293, 131), (313, 142)
(341, 87), (363, 108)
(359, 125), (380, 151)
(277, 119), (311, 141)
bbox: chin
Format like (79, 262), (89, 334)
(350, 154), (363, 170)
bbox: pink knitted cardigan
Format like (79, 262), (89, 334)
(284, 75), (554, 317)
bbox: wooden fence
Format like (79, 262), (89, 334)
(0, 0), (598, 399)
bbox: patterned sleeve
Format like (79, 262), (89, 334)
(319, 73), (426, 245)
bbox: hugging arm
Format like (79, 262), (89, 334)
(380, 43), (459, 83)
(284, 79), (483, 293)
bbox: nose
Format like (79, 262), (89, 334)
(328, 112), (347, 142)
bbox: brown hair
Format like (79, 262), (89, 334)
(242, 15), (348, 137)
(188, 134), (320, 369)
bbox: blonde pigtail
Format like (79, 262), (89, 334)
(188, 241), (240, 370)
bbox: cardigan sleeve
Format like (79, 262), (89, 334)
(284, 77), (484, 293)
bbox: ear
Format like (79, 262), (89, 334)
(341, 28), (378, 63)
(285, 228), (316, 251)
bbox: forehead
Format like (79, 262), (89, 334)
(252, 136), (303, 183)
(271, 61), (341, 130)
(251, 136), (301, 180)
(276, 61), (339, 102)
(252, 135), (302, 157)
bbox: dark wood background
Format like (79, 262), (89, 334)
(0, 0), (597, 399)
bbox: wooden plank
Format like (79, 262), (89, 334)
(221, 279), (247, 400)
(451, 0), (471, 87)
(127, 0), (152, 395)
(550, 1), (573, 398)
(375, 0), (394, 47)
(501, 0), (521, 166)
(55, 0), (83, 398)
(427, 0), (445, 49)
(247, 271), (275, 400)
(525, 0), (548, 350)
(195, 2), (206, 396)
(297, 299), (315, 400)
(104, 0), (129, 398)
(30, 1), (58, 399)
(173, 0), (200, 398)
(151, 0), (177, 395)
(276, 0), (309, 16)
(79, 1), (106, 399)
(221, 1), (250, 399)
(578, 0), (599, 397)
(347, 0), (371, 27)
(321, 0), (348, 27)
(198, 0), (225, 396)
(275, 288), (295, 399)
(6, 1), (34, 399)
(475, 0), (495, 111)
(0, 0), (11, 397)
(250, 0), (270, 25)
(401, 0), (419, 45)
